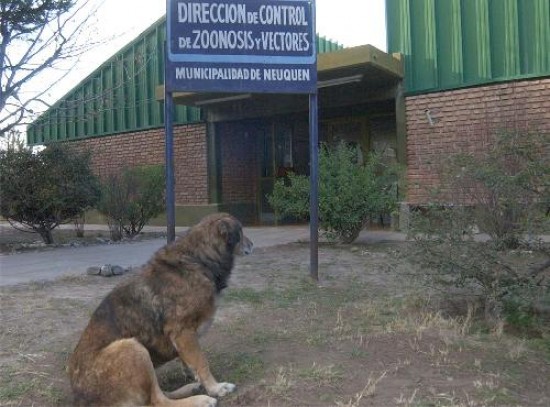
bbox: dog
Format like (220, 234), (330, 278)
(68, 213), (253, 407)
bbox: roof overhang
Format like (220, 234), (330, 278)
(155, 45), (403, 119)
(316, 44), (403, 86)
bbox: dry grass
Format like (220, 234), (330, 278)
(336, 370), (388, 406)
(1, 242), (549, 406)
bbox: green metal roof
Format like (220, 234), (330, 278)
(386, 0), (550, 94)
(27, 17), (343, 145)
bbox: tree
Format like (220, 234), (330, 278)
(0, 142), (101, 244)
(0, 0), (98, 135)
(269, 142), (402, 243)
(97, 165), (166, 241)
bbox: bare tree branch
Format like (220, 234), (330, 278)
(0, 0), (104, 136)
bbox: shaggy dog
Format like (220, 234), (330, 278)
(68, 213), (253, 407)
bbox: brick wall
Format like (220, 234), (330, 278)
(74, 123), (209, 205)
(405, 78), (550, 205)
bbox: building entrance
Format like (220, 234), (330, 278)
(258, 122), (294, 224)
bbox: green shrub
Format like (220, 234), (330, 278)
(408, 130), (550, 329)
(98, 165), (165, 240)
(269, 142), (401, 243)
(0, 142), (100, 244)
(442, 130), (550, 249)
(270, 172), (310, 221)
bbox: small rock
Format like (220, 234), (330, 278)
(22, 242), (46, 249)
(87, 264), (129, 277)
(100, 264), (113, 277)
(112, 265), (125, 276)
(86, 266), (101, 275)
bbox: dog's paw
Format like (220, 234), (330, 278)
(207, 382), (236, 397)
(192, 395), (217, 407)
(166, 382), (203, 399)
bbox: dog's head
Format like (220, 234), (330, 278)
(157, 214), (252, 294)
(195, 213), (253, 256)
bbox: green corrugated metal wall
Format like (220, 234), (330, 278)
(28, 17), (176, 145)
(386, 0), (550, 94)
(27, 18), (343, 145)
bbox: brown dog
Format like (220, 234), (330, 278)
(68, 213), (253, 407)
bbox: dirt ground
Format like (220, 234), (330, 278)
(1, 231), (549, 406)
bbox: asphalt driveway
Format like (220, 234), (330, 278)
(0, 225), (410, 286)
(0, 226), (310, 286)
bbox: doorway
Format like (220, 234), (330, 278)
(321, 117), (369, 159)
(258, 121), (294, 224)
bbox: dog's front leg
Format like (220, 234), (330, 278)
(171, 330), (236, 397)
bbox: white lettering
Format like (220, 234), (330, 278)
(178, 2), (247, 24)
(261, 32), (309, 52)
(259, 5), (308, 26)
(191, 30), (255, 50)
(175, 67), (264, 81)
(263, 68), (310, 82)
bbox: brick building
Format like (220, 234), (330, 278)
(28, 1), (549, 226)
(387, 0), (550, 213)
(27, 17), (404, 225)
(404, 80), (550, 205)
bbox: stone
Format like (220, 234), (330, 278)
(100, 264), (113, 277)
(86, 266), (101, 276)
(111, 265), (125, 276)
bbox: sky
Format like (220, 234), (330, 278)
(37, 0), (387, 110)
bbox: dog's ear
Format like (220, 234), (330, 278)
(217, 218), (230, 239)
(217, 218), (240, 247)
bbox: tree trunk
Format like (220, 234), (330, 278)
(340, 223), (364, 244)
(74, 214), (85, 238)
(108, 220), (123, 241)
(38, 228), (55, 245)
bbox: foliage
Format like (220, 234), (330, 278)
(0, 0), (98, 135)
(408, 130), (550, 328)
(442, 130), (550, 249)
(270, 172), (310, 221)
(269, 142), (401, 243)
(0, 142), (100, 244)
(97, 165), (165, 240)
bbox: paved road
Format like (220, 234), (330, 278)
(0, 226), (311, 286)
(0, 225), (409, 287)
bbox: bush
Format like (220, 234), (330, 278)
(269, 142), (401, 243)
(408, 130), (550, 328)
(98, 165), (165, 240)
(443, 130), (549, 249)
(0, 142), (100, 244)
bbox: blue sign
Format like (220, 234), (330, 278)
(166, 0), (317, 94)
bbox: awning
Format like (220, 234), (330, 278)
(155, 45), (403, 119)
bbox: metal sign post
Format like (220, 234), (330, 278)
(309, 91), (318, 280)
(163, 51), (176, 243)
(165, 0), (319, 277)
